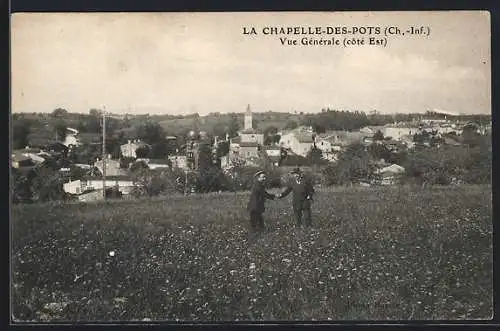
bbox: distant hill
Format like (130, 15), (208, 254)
(157, 112), (304, 135)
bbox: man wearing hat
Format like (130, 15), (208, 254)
(246, 170), (276, 232)
(277, 167), (315, 227)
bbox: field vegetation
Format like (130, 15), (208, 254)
(11, 185), (492, 321)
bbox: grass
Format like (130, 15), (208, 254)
(11, 184), (492, 321)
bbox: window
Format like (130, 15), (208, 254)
(76, 187), (80, 194)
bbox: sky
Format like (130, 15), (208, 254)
(11, 11), (491, 115)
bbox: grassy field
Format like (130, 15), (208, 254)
(11, 185), (492, 321)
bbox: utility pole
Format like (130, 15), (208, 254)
(102, 108), (107, 200)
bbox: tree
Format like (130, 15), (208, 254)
(263, 125), (278, 136)
(373, 130), (384, 141)
(135, 122), (166, 145)
(216, 141), (230, 157)
(212, 122), (227, 139)
(148, 141), (171, 159)
(284, 120), (298, 130)
(307, 146), (327, 165)
(227, 114), (240, 138)
(263, 125), (280, 145)
(130, 168), (180, 197)
(51, 108), (68, 118)
(368, 143), (391, 162)
(87, 109), (102, 133)
(29, 165), (67, 202)
(135, 145), (151, 158)
(197, 166), (229, 193)
(323, 143), (375, 185)
(12, 119), (32, 149)
(69, 143), (101, 165)
(54, 120), (68, 141)
(11, 167), (32, 203)
(130, 160), (149, 173)
(313, 124), (326, 134)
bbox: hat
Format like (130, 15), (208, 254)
(290, 167), (302, 174)
(254, 170), (265, 178)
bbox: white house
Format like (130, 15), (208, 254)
(62, 127), (81, 148)
(63, 176), (138, 196)
(382, 126), (419, 141)
(373, 164), (405, 185)
(63, 135), (80, 148)
(12, 148), (48, 166)
(168, 155), (188, 170)
(120, 140), (151, 158)
(279, 131), (314, 157)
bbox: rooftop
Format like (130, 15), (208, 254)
(239, 142), (259, 148)
(239, 128), (262, 134)
(79, 175), (134, 181)
(295, 133), (315, 143)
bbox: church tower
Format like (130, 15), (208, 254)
(244, 104), (252, 130)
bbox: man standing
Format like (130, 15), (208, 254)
(278, 167), (315, 227)
(247, 170), (276, 232)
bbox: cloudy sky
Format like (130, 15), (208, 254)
(11, 11), (490, 115)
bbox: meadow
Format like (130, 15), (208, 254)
(11, 185), (492, 322)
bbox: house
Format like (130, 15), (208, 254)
(314, 135), (333, 153)
(238, 105), (264, 145)
(260, 146), (282, 167)
(63, 175), (138, 196)
(168, 155), (188, 170)
(382, 139), (405, 153)
(11, 153), (36, 169)
(62, 127), (81, 148)
(120, 140), (151, 158)
(94, 157), (128, 177)
(373, 164), (405, 185)
(400, 135), (416, 149)
(314, 130), (367, 152)
(238, 142), (260, 159)
(12, 147), (48, 165)
(264, 146), (281, 157)
(279, 131), (314, 157)
(382, 126), (419, 141)
(359, 125), (386, 136)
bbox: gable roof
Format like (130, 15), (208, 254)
(12, 152), (31, 162)
(295, 133), (314, 143)
(80, 175), (134, 181)
(240, 128), (262, 134)
(230, 136), (242, 144)
(147, 158), (172, 165)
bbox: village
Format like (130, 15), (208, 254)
(11, 105), (491, 202)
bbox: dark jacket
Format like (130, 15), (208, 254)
(281, 176), (315, 210)
(247, 181), (275, 213)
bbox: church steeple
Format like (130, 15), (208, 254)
(244, 104), (252, 130)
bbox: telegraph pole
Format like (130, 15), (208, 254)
(102, 108), (107, 200)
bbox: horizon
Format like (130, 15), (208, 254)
(11, 108), (491, 118)
(11, 12), (491, 116)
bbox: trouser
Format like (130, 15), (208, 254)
(249, 211), (265, 231)
(294, 207), (312, 227)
